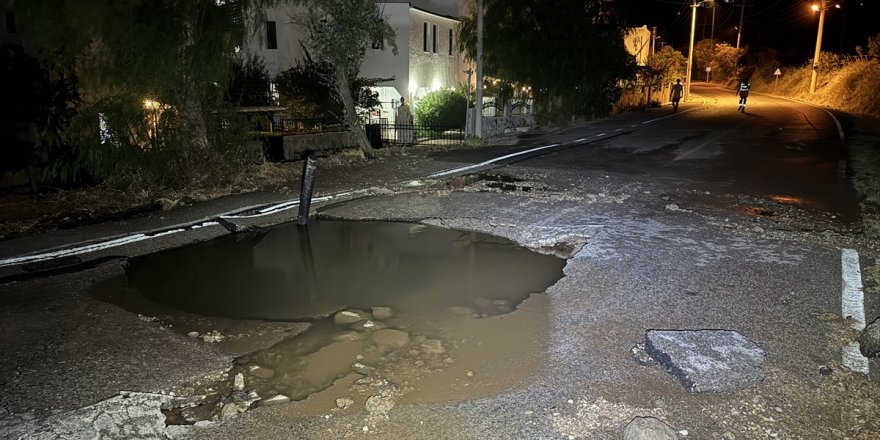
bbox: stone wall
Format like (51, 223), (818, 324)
(475, 114), (537, 138)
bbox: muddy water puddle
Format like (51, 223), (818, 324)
(95, 220), (565, 420)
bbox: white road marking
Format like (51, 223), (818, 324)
(0, 227), (192, 269)
(824, 109), (845, 143)
(427, 143), (561, 178)
(615, 128), (622, 132)
(841, 248), (869, 374)
(596, 133), (606, 137)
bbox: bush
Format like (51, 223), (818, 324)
(414, 88), (467, 128)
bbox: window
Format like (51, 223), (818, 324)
(432, 24), (438, 53)
(423, 22), (428, 52)
(266, 21), (277, 50)
(4, 12), (16, 34)
(448, 29), (453, 56)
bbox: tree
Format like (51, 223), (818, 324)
(228, 55), (272, 107)
(712, 43), (743, 82)
(290, 0), (397, 157)
(867, 32), (880, 59)
(14, 0), (278, 186)
(458, 0), (635, 121)
(644, 46), (687, 88)
(0, 43), (79, 191)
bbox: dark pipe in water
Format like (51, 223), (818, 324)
(297, 152), (317, 226)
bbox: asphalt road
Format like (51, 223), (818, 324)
(1, 84), (877, 439)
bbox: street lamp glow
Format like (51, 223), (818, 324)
(811, 4), (820, 11)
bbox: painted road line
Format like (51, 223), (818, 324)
(615, 128), (622, 132)
(0, 191), (346, 268)
(596, 133), (606, 137)
(575, 138), (587, 142)
(0, 228), (192, 269)
(825, 109), (845, 143)
(842, 248), (866, 329)
(841, 248), (869, 374)
(427, 143), (561, 178)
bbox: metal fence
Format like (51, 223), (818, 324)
(364, 122), (464, 147)
(244, 113), (344, 136)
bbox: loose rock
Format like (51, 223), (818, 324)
(334, 310), (371, 325)
(371, 306), (394, 320)
(645, 329), (765, 393)
(630, 344), (657, 366)
(220, 403), (240, 421)
(365, 394), (395, 416)
(202, 330), (224, 343)
(248, 365), (275, 380)
(420, 339), (447, 354)
(351, 320), (387, 332)
(858, 316), (880, 357)
(623, 416), (679, 440)
(336, 397), (355, 409)
(260, 394), (290, 406)
(370, 329), (411, 350)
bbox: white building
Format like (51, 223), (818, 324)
(241, 3), (308, 79)
(362, 2), (468, 121)
(242, 2), (469, 123)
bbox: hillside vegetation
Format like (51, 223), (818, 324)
(751, 59), (880, 119)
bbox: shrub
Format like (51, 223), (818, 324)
(414, 88), (467, 128)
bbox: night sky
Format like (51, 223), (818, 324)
(622, 0), (880, 64)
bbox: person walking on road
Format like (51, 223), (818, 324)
(737, 79), (751, 113)
(670, 79), (684, 112)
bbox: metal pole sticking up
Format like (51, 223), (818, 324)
(297, 151), (317, 226)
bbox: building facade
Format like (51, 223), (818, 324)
(242, 2), (468, 123)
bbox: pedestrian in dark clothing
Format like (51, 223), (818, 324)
(737, 80), (751, 113)
(670, 79), (684, 112)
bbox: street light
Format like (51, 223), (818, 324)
(809, 1), (841, 94)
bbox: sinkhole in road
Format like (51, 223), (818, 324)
(97, 220), (565, 416)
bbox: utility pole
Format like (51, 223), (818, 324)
(809, 0), (827, 94)
(710, 3), (716, 48)
(474, 0), (483, 138)
(651, 26), (657, 55)
(736, 0), (745, 49)
(685, 0), (698, 101)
